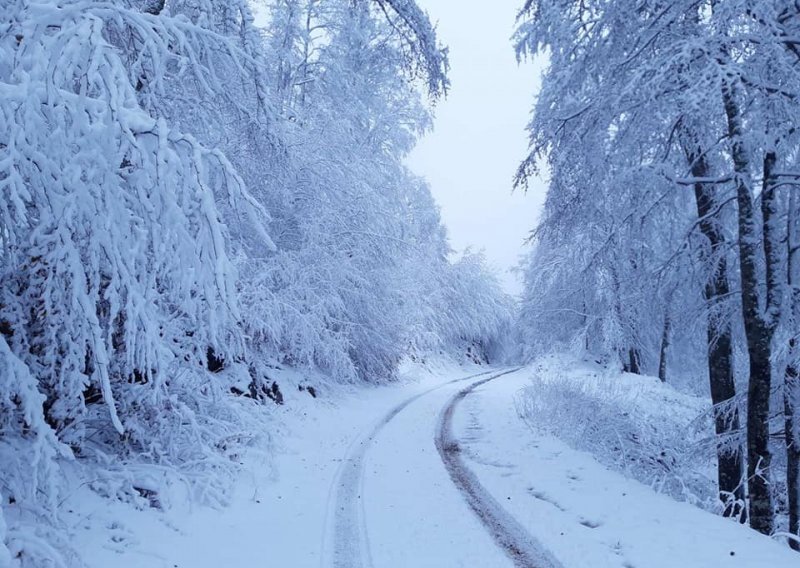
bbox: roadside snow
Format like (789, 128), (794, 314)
(517, 355), (717, 510)
(52, 359), (800, 567)
(455, 369), (799, 567)
(67, 360), (496, 568)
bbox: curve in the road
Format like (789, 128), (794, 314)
(435, 371), (564, 568)
(323, 367), (498, 568)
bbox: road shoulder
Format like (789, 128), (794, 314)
(455, 370), (799, 568)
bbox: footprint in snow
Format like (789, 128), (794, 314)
(578, 517), (602, 529)
(527, 488), (567, 512)
(104, 521), (138, 553)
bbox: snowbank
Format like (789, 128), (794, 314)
(457, 368), (800, 567)
(517, 354), (718, 510)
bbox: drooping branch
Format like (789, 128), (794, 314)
(369, 0), (449, 98)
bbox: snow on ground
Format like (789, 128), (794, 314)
(352, 368), (515, 568)
(456, 367), (799, 567)
(66, 359), (498, 568)
(56, 358), (799, 567)
(516, 355), (718, 509)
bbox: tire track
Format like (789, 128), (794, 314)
(435, 370), (564, 568)
(323, 368), (499, 568)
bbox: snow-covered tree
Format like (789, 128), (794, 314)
(515, 0), (800, 537)
(0, 1), (279, 563)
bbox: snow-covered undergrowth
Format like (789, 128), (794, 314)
(0, 356), (373, 568)
(517, 355), (717, 510)
(0, 360), (287, 568)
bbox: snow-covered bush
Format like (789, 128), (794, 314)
(517, 357), (717, 509)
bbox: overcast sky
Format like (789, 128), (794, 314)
(407, 0), (548, 296)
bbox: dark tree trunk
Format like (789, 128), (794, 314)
(723, 84), (776, 534)
(625, 347), (642, 375)
(709, 320), (748, 520)
(658, 310), (671, 383)
(745, 338), (773, 534)
(682, 135), (746, 517)
(786, 191), (800, 551)
(787, 352), (800, 550)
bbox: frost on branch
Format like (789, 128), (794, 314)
(369, 0), (450, 98)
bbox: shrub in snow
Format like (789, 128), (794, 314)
(517, 358), (717, 510)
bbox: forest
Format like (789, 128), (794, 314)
(2, 0), (800, 566)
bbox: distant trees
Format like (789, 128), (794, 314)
(0, 0), (507, 564)
(515, 0), (800, 543)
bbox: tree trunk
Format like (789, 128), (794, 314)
(658, 295), (674, 383)
(787, 354), (800, 550)
(682, 134), (746, 518)
(609, 256), (641, 375)
(658, 316), (670, 383)
(625, 347), (642, 375)
(786, 190), (800, 551)
(722, 83), (776, 535)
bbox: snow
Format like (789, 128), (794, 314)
(66, 361), (500, 567)
(353, 369), (514, 567)
(59, 359), (799, 567)
(517, 355), (718, 509)
(456, 368), (799, 567)
(2, 7), (514, 563)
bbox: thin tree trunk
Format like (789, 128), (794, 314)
(583, 293), (590, 351)
(682, 136), (746, 518)
(722, 82), (776, 534)
(609, 256), (641, 374)
(658, 312), (670, 383)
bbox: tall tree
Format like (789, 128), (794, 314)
(680, 128), (746, 517)
(515, 0), (800, 534)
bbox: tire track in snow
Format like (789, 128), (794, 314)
(435, 370), (564, 568)
(323, 367), (500, 568)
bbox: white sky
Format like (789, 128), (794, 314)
(407, 0), (548, 296)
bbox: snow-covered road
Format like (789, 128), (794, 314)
(324, 368), (495, 567)
(322, 365), (798, 568)
(324, 367), (529, 568)
(78, 363), (800, 567)
(434, 371), (562, 568)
